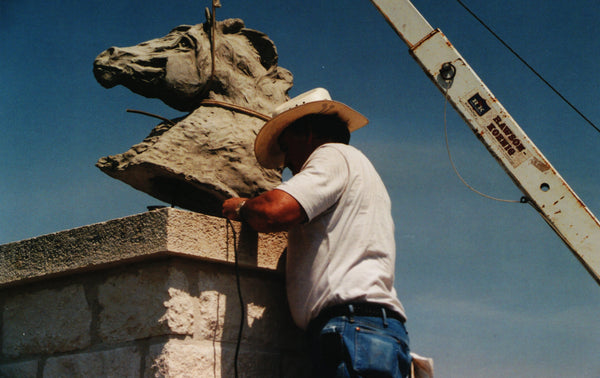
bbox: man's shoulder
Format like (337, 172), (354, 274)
(316, 143), (362, 156)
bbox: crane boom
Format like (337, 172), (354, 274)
(370, 0), (600, 284)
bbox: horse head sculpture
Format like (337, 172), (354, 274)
(93, 14), (293, 215)
(94, 16), (292, 114)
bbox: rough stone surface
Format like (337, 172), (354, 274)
(0, 209), (169, 286)
(0, 208), (286, 287)
(93, 18), (294, 214)
(233, 274), (303, 349)
(44, 346), (141, 377)
(149, 340), (221, 377)
(96, 107), (284, 217)
(2, 285), (91, 357)
(0, 360), (38, 377)
(0, 210), (309, 376)
(97, 263), (192, 343)
(166, 210), (287, 269)
(148, 340), (293, 378)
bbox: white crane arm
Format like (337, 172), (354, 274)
(370, 0), (600, 284)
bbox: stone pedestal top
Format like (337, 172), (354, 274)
(0, 208), (287, 288)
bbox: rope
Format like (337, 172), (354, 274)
(443, 85), (521, 203)
(199, 4), (272, 122)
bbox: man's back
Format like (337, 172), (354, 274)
(277, 143), (406, 329)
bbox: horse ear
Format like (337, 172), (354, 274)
(203, 8), (212, 33)
(241, 29), (278, 70)
(221, 18), (245, 34)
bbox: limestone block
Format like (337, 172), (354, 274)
(0, 210), (170, 286)
(235, 275), (303, 349)
(44, 346), (140, 377)
(97, 263), (193, 343)
(148, 340), (288, 378)
(0, 208), (286, 288)
(165, 210), (287, 270)
(0, 360), (38, 378)
(233, 346), (281, 378)
(192, 265), (303, 349)
(194, 267), (239, 343)
(148, 340), (220, 378)
(2, 285), (91, 357)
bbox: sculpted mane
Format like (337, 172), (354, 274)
(94, 18), (292, 114)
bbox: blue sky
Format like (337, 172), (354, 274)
(2, 0), (599, 376)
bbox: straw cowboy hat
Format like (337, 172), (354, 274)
(254, 88), (369, 169)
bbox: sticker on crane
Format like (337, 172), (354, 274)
(464, 92), (528, 168)
(467, 93), (490, 116)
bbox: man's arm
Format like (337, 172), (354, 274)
(222, 189), (307, 233)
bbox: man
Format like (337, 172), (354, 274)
(223, 88), (411, 377)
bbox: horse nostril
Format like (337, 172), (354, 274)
(105, 46), (136, 59)
(136, 57), (168, 68)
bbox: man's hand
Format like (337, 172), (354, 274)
(222, 197), (249, 221)
(221, 190), (307, 233)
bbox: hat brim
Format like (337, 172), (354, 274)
(254, 100), (368, 169)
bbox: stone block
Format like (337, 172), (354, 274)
(97, 262), (193, 343)
(148, 340), (220, 377)
(147, 339), (298, 378)
(236, 275), (303, 349)
(193, 265), (303, 348)
(2, 285), (91, 357)
(0, 210), (170, 287)
(0, 208), (286, 288)
(44, 346), (140, 377)
(0, 360), (38, 377)
(194, 268), (239, 343)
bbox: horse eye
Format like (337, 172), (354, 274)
(177, 36), (194, 50)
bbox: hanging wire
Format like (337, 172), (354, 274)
(226, 218), (244, 378)
(443, 85), (521, 203)
(455, 0), (600, 135)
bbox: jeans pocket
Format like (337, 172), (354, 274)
(320, 326), (345, 363)
(313, 322), (348, 377)
(353, 326), (405, 378)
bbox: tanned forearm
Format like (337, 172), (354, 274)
(222, 189), (307, 233)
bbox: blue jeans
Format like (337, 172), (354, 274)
(307, 314), (411, 377)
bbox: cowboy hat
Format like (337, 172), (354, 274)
(254, 88), (368, 169)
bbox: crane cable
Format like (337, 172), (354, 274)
(455, 0), (600, 135)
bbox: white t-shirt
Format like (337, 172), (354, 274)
(276, 143), (406, 329)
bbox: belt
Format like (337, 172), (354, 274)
(309, 302), (405, 331)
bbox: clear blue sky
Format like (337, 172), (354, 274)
(2, 0), (599, 376)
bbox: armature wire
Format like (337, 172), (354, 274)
(126, 109), (175, 125)
(456, 0), (600, 135)
(226, 219), (244, 378)
(443, 87), (521, 203)
(200, 99), (271, 121)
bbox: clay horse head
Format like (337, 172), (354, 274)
(93, 11), (293, 215)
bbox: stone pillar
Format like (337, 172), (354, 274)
(0, 208), (310, 377)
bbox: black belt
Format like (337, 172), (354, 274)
(309, 302), (405, 331)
